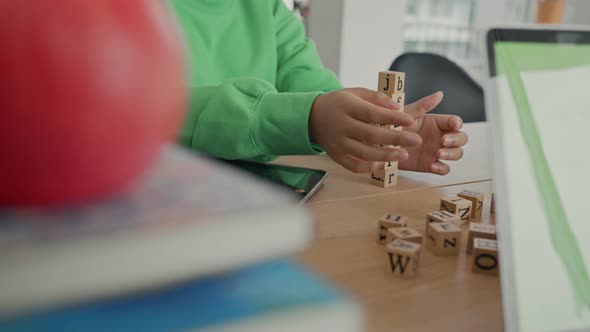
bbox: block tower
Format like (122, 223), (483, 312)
(370, 71), (406, 187)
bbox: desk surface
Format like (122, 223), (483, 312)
(281, 123), (503, 332)
(276, 122), (491, 204)
(299, 182), (502, 332)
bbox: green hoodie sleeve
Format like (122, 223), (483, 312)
(176, 0), (342, 162)
(180, 78), (327, 162)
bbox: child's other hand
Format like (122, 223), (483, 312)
(309, 88), (422, 173)
(399, 91), (469, 175)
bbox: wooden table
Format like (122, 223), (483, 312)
(279, 123), (504, 332)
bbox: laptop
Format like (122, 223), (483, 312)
(484, 26), (590, 332)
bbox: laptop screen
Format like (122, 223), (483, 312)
(486, 28), (590, 332)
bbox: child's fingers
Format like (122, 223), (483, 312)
(436, 148), (464, 161)
(434, 114), (463, 131)
(348, 88), (401, 110)
(430, 161), (451, 175)
(405, 91), (444, 120)
(441, 131), (468, 147)
(347, 98), (415, 127)
(336, 154), (376, 173)
(343, 138), (409, 162)
(348, 121), (422, 147)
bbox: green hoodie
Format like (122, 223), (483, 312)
(169, 0), (342, 162)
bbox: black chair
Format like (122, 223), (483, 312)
(389, 52), (485, 123)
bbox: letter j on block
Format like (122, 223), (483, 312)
(378, 71), (405, 97)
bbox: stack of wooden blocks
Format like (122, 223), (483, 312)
(370, 71), (406, 188)
(376, 190), (499, 278)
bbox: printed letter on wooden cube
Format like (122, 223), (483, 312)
(440, 196), (472, 224)
(376, 214), (408, 244)
(378, 71), (405, 97)
(387, 227), (422, 244)
(391, 92), (405, 109)
(426, 222), (462, 256)
(472, 238), (499, 276)
(371, 167), (398, 188)
(383, 160), (398, 170)
(426, 210), (461, 225)
(386, 239), (421, 277)
(467, 222), (497, 254)
(457, 190), (484, 219)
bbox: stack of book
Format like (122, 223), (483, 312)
(0, 147), (363, 331)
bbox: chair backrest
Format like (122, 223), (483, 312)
(389, 52), (485, 123)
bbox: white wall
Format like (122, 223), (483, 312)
(307, 0), (343, 74)
(473, 0), (510, 28)
(308, 0), (406, 89)
(338, 0), (407, 88)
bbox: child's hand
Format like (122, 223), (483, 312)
(398, 91), (469, 175)
(309, 88), (422, 173)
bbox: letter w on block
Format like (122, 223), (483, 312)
(388, 253), (410, 275)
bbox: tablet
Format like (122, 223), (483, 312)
(220, 160), (327, 204)
(484, 26), (590, 332)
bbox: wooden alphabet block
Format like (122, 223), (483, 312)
(386, 239), (421, 277)
(386, 226), (422, 244)
(471, 238), (499, 276)
(378, 124), (398, 153)
(426, 210), (461, 225)
(467, 222), (497, 254)
(391, 92), (405, 110)
(389, 92), (406, 131)
(457, 190), (484, 220)
(440, 196), (472, 224)
(370, 167), (398, 187)
(377, 71), (405, 97)
(490, 193), (495, 214)
(383, 160), (398, 169)
(376, 214), (408, 244)
(426, 222), (462, 256)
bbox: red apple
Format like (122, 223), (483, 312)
(0, 0), (186, 207)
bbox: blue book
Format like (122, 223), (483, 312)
(0, 260), (363, 332)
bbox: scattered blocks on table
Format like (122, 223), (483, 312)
(371, 167), (398, 187)
(426, 210), (461, 225)
(467, 222), (497, 254)
(387, 226), (422, 245)
(471, 238), (499, 276)
(378, 71), (405, 97)
(440, 196), (472, 224)
(376, 214), (408, 244)
(386, 239), (421, 277)
(457, 190), (484, 220)
(426, 222), (462, 256)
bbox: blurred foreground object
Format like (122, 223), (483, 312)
(0, 147), (313, 317)
(0, 0), (186, 207)
(0, 260), (363, 332)
(536, 0), (567, 23)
